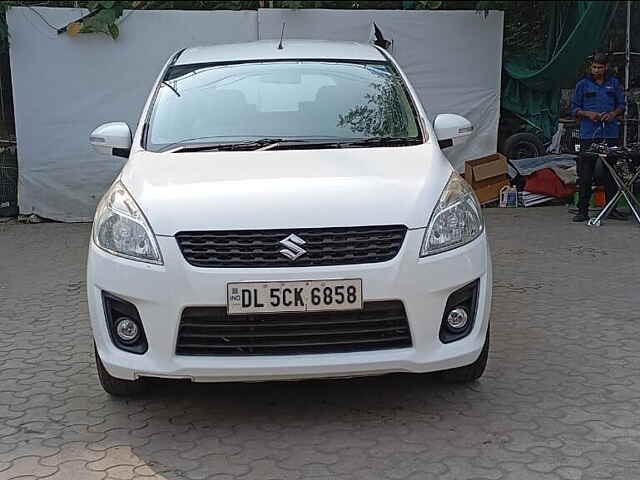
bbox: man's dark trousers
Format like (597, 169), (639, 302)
(577, 138), (619, 214)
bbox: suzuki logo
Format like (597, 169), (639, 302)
(279, 234), (307, 261)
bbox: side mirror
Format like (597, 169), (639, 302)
(90, 122), (132, 158)
(434, 114), (473, 149)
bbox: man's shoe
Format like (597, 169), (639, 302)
(573, 212), (589, 222)
(608, 209), (629, 221)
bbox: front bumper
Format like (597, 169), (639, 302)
(87, 229), (492, 382)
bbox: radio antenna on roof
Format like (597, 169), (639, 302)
(277, 22), (286, 50)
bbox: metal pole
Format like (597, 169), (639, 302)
(0, 67), (5, 130)
(637, 99), (640, 144)
(624, 0), (631, 146)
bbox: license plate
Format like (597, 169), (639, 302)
(227, 279), (363, 315)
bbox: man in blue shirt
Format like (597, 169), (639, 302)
(571, 52), (627, 222)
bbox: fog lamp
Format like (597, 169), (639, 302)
(115, 317), (140, 343)
(446, 307), (469, 331)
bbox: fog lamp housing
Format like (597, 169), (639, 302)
(102, 292), (148, 354)
(440, 279), (480, 343)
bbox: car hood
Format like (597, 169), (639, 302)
(120, 144), (453, 236)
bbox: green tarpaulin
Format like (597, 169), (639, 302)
(502, 1), (619, 142)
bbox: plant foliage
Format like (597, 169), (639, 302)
(0, 0), (629, 53)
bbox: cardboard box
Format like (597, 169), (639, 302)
(464, 153), (510, 204)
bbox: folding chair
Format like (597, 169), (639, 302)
(587, 144), (640, 226)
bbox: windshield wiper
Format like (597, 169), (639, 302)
(341, 137), (422, 147)
(161, 137), (420, 153)
(162, 138), (348, 153)
(162, 138), (288, 153)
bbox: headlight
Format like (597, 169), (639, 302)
(93, 181), (163, 264)
(420, 171), (484, 257)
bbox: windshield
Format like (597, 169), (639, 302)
(145, 60), (422, 152)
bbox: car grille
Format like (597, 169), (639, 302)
(175, 301), (412, 356)
(175, 225), (407, 268)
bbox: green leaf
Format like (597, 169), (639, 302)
(80, 9), (117, 34)
(100, 1), (116, 8)
(79, 20), (97, 34)
(417, 0), (442, 8)
(101, 9), (118, 25)
(112, 5), (126, 17)
(280, 0), (305, 8)
(108, 23), (119, 40)
(86, 1), (99, 10)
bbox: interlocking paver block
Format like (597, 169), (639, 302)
(131, 464), (155, 476)
(43, 460), (106, 480)
(40, 441), (105, 466)
(87, 429), (149, 452)
(2, 209), (640, 479)
(0, 440), (60, 464)
(103, 465), (137, 480)
(86, 446), (143, 472)
(178, 436), (241, 460)
(216, 458), (293, 480)
(0, 456), (57, 479)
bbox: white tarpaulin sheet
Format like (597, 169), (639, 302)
(8, 7), (257, 221)
(8, 7), (502, 222)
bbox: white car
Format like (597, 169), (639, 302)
(87, 40), (492, 396)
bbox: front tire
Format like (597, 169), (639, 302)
(438, 326), (489, 383)
(94, 344), (148, 397)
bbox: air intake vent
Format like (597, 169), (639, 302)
(176, 301), (412, 356)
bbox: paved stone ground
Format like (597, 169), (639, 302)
(1, 206), (639, 480)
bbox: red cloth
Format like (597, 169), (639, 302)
(524, 168), (576, 198)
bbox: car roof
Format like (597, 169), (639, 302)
(175, 39), (387, 65)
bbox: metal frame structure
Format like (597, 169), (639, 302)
(614, 1), (640, 146)
(587, 150), (640, 226)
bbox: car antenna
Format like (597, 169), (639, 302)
(278, 22), (286, 50)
